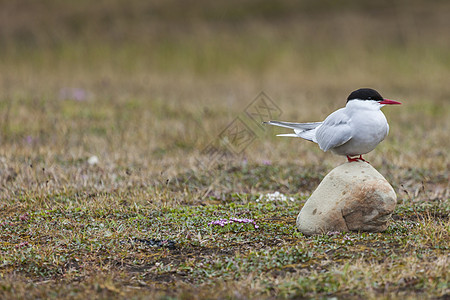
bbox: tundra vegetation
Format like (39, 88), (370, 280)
(0, 1), (448, 299)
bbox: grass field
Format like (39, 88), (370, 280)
(0, 0), (449, 299)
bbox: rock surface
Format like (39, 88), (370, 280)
(297, 161), (397, 235)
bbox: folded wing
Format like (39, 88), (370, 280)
(315, 108), (353, 152)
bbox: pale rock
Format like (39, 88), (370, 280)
(297, 161), (397, 235)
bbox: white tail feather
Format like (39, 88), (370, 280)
(276, 134), (299, 137)
(265, 120), (321, 143)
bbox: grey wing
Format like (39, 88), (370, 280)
(315, 109), (353, 152)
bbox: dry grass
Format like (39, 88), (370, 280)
(0, 0), (449, 299)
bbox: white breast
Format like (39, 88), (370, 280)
(331, 107), (389, 156)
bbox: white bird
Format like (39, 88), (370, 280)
(264, 88), (401, 162)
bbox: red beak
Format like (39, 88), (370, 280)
(379, 99), (401, 105)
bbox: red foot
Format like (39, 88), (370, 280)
(346, 155), (370, 163)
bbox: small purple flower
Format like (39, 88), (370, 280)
(343, 234), (355, 242)
(208, 217), (259, 229)
(326, 231), (340, 236)
(208, 219), (231, 227)
(19, 213), (29, 221)
(16, 241), (29, 248)
(262, 160), (272, 165)
(25, 136), (34, 145)
(59, 88), (88, 102)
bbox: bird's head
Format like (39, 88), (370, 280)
(347, 88), (401, 108)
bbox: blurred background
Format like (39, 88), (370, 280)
(0, 0), (449, 197)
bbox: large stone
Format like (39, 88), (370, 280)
(297, 161), (397, 235)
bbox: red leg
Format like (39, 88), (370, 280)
(358, 155), (371, 164)
(347, 155), (359, 162)
(347, 155), (370, 164)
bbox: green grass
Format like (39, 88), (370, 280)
(0, 0), (449, 299)
(0, 189), (448, 299)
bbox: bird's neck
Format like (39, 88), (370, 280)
(346, 100), (381, 111)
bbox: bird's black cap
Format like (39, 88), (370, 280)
(347, 88), (383, 102)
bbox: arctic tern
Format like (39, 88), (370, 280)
(264, 88), (401, 162)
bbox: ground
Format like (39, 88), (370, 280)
(0, 1), (449, 299)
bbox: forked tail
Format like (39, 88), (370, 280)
(263, 120), (322, 142)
